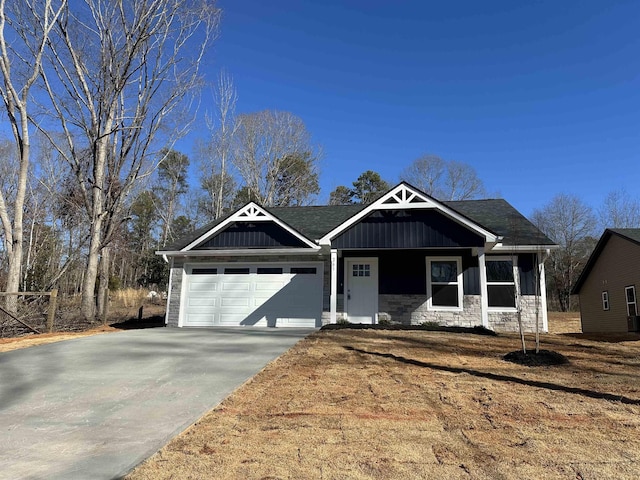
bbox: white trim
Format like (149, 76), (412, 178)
(426, 256), (464, 311)
(601, 291), (610, 311)
(180, 202), (319, 251)
(490, 244), (558, 252)
(157, 248), (321, 257)
(485, 255), (518, 312)
(626, 285), (637, 316)
(330, 249), (338, 323)
(539, 251), (549, 332)
(318, 183), (499, 246)
(477, 248), (489, 328)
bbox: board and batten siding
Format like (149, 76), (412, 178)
(579, 234), (640, 332)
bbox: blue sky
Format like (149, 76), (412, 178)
(188, 0), (640, 216)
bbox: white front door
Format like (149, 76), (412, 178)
(345, 258), (378, 324)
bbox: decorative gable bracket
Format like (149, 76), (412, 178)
(233, 204), (270, 221)
(318, 182), (499, 246)
(379, 184), (438, 209)
(181, 202), (320, 252)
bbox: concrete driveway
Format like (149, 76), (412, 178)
(0, 327), (313, 480)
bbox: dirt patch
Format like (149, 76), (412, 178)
(547, 311), (581, 334)
(0, 305), (165, 353)
(127, 327), (640, 480)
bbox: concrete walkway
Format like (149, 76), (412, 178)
(0, 327), (312, 480)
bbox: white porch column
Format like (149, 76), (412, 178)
(478, 247), (489, 328)
(330, 249), (338, 323)
(539, 250), (549, 333)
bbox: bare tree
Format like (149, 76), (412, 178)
(598, 189), (640, 230)
(0, 0), (66, 310)
(156, 149), (189, 246)
(399, 154), (445, 197)
(35, 0), (220, 319)
(400, 154), (485, 200)
(202, 71), (239, 220)
(531, 194), (597, 311)
(233, 110), (321, 207)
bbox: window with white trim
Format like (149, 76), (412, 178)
(602, 291), (609, 311)
(427, 257), (463, 310)
(486, 256), (517, 309)
(626, 286), (637, 316)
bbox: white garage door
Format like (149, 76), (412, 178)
(182, 263), (323, 327)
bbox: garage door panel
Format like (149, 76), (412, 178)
(188, 282), (219, 293)
(183, 263), (322, 328)
(222, 281), (251, 292)
(185, 314), (215, 326)
(187, 297), (218, 307)
(221, 297), (251, 307)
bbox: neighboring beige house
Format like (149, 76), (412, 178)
(572, 229), (640, 333)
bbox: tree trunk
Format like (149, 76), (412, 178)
(97, 246), (109, 322)
(4, 141), (29, 313)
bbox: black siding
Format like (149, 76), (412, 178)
(518, 253), (537, 295)
(194, 222), (308, 249)
(333, 210), (484, 249)
(340, 249), (479, 295)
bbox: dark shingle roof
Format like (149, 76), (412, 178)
(160, 198), (553, 252)
(444, 199), (555, 246)
(609, 228), (640, 244)
(572, 228), (640, 294)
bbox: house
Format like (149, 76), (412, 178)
(572, 228), (640, 333)
(157, 183), (556, 332)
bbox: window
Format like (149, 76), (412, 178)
(224, 267), (250, 274)
(427, 258), (463, 310)
(257, 267), (283, 274)
(486, 257), (516, 309)
(291, 267), (317, 275)
(191, 268), (217, 275)
(626, 286), (637, 316)
(602, 291), (610, 311)
(352, 264), (370, 277)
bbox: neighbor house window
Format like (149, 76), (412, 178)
(602, 291), (610, 311)
(626, 286), (637, 316)
(486, 257), (516, 309)
(427, 257), (463, 310)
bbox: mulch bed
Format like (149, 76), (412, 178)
(503, 349), (569, 366)
(321, 323), (497, 336)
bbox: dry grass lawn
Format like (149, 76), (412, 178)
(127, 313), (640, 480)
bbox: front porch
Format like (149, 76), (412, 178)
(324, 248), (549, 332)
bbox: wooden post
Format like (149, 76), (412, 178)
(47, 289), (58, 333)
(138, 305), (144, 321)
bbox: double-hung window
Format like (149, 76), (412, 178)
(486, 257), (517, 309)
(427, 257), (463, 310)
(626, 286), (637, 316)
(602, 291), (610, 311)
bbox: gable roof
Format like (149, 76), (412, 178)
(318, 183), (501, 245)
(159, 184), (555, 254)
(572, 228), (640, 294)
